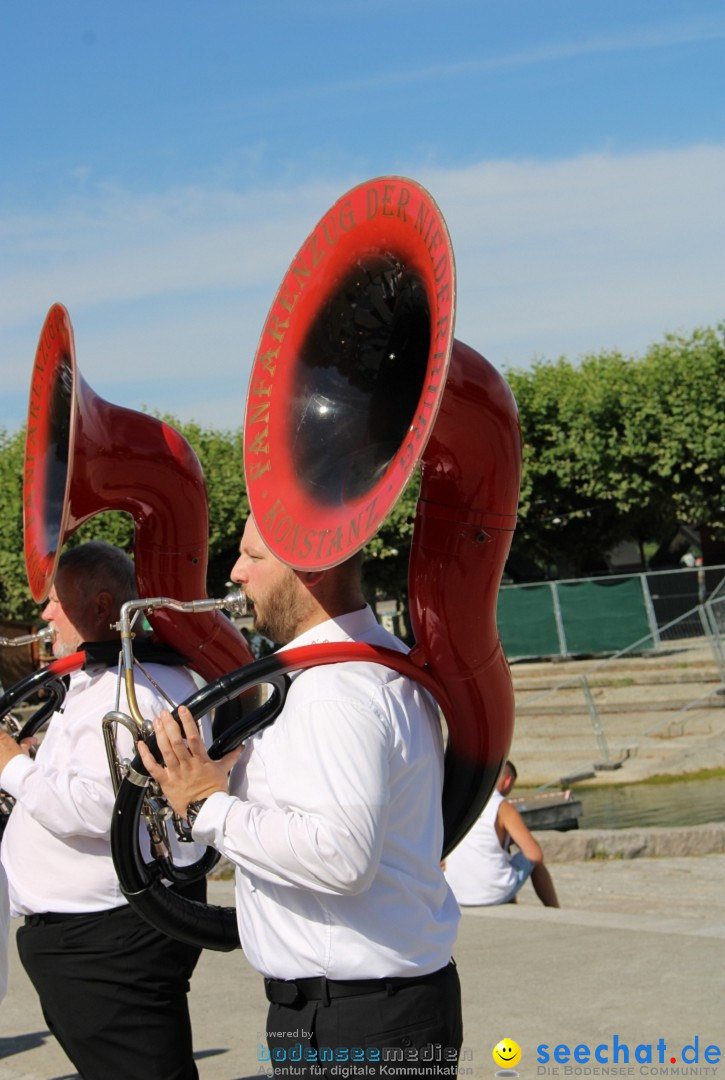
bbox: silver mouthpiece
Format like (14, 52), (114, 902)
(219, 588), (247, 616)
(0, 627), (55, 648)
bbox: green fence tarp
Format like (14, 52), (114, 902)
(558, 577), (652, 654)
(498, 576), (654, 659)
(498, 584), (560, 658)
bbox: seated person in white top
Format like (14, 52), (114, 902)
(141, 515), (463, 1080)
(0, 541), (206, 1080)
(444, 760), (559, 907)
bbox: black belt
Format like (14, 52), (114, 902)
(264, 962), (453, 1006)
(24, 909), (111, 926)
(24, 879), (206, 928)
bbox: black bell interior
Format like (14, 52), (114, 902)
(290, 254), (431, 505)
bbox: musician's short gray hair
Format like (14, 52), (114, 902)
(58, 541), (138, 609)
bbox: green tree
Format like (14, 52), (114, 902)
(0, 417), (247, 620)
(620, 326), (724, 529)
(0, 427), (30, 619)
(362, 470), (420, 622)
(506, 324), (725, 575)
(3, 324), (723, 619)
(0, 419), (134, 620)
(155, 416), (249, 595)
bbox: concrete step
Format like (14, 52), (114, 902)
(517, 697), (724, 716)
(505, 636), (725, 786)
(513, 667), (721, 691)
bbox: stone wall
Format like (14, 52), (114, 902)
(537, 822), (725, 861)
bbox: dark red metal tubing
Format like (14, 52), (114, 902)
(408, 340), (522, 853)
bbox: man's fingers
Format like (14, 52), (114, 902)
(177, 705), (206, 755)
(137, 739), (163, 780)
(152, 712), (185, 765)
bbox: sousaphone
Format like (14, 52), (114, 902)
(24, 303), (252, 678)
(0, 305), (255, 845)
(111, 176), (522, 950)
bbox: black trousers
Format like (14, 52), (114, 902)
(262, 961), (463, 1080)
(17, 880), (204, 1080)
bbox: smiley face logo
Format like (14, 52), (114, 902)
(492, 1038), (522, 1070)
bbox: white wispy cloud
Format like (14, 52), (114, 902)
(1, 143), (723, 430)
(236, 16), (725, 101)
(419, 145), (725, 366)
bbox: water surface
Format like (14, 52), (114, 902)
(519, 776), (725, 830)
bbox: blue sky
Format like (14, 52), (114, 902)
(1, 0), (723, 432)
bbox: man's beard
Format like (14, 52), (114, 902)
(251, 571), (306, 645)
(52, 634), (82, 659)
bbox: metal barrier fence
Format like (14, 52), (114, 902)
(499, 563), (725, 660)
(513, 592), (725, 782)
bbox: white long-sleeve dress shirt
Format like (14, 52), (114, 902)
(194, 605), (460, 980)
(1, 661), (203, 916)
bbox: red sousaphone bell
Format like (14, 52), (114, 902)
(23, 303), (252, 679)
(1, 307), (254, 852)
(244, 176), (522, 850)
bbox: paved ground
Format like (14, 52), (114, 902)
(1, 839), (724, 1080)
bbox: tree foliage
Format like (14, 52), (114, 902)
(1, 324), (723, 620)
(154, 416), (249, 596)
(506, 324), (725, 575)
(0, 418), (249, 621)
(361, 470), (420, 612)
(0, 427), (28, 619)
